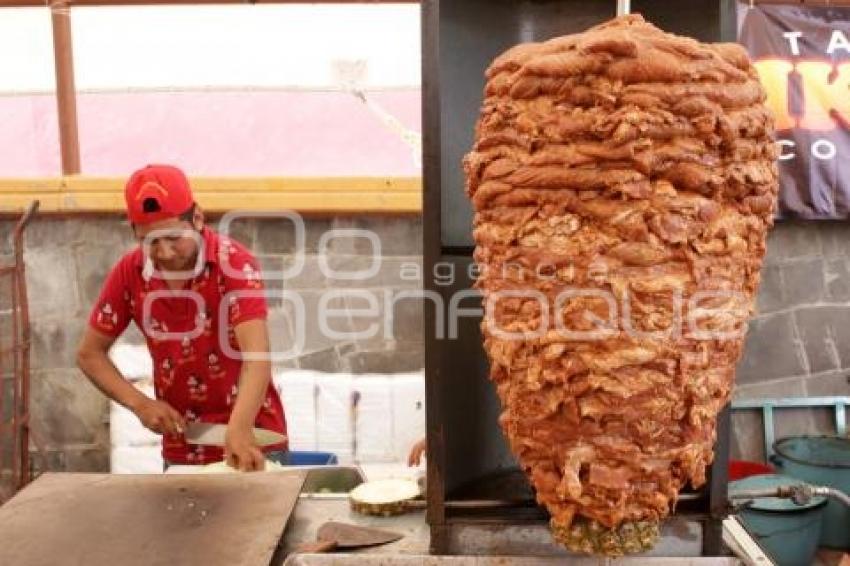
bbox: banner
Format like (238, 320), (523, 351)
(740, 4), (850, 219)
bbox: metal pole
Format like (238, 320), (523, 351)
(10, 244), (20, 491)
(13, 202), (38, 489)
(617, 0), (630, 16)
(0, 282), (6, 495)
(51, 2), (82, 175)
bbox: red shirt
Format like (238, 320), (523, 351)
(89, 227), (287, 464)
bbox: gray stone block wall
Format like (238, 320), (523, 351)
(0, 217), (136, 476)
(733, 221), (850, 461)
(1, 213), (847, 471)
(0, 213), (424, 473)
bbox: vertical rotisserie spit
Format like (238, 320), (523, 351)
(464, 14), (778, 556)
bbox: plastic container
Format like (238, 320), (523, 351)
(771, 435), (850, 549)
(729, 460), (774, 481)
(286, 451), (339, 466)
(730, 474), (827, 566)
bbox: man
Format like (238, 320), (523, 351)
(77, 164), (287, 471)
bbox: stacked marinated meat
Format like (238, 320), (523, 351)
(464, 15), (777, 555)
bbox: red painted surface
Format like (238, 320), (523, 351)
(0, 95), (62, 176)
(729, 459), (775, 481)
(0, 89), (421, 177)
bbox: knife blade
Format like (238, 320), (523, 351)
(184, 422), (287, 447)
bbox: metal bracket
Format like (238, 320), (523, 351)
(730, 396), (850, 460)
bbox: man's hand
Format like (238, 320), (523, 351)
(225, 318), (272, 472)
(224, 424), (265, 472)
(133, 399), (186, 436)
(408, 437), (427, 467)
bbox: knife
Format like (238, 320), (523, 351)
(184, 422), (287, 447)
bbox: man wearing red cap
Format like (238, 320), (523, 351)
(77, 164), (287, 471)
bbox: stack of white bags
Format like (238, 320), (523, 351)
(109, 344), (426, 475)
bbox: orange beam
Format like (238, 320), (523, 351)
(50, 5), (81, 175)
(0, 176), (423, 215)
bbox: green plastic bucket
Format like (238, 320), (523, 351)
(772, 436), (850, 550)
(730, 474), (827, 566)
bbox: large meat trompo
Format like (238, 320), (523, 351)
(464, 15), (778, 556)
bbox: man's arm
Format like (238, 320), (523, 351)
(225, 318), (273, 472)
(76, 328), (185, 436)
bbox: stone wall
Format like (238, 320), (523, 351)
(1, 214), (848, 471)
(732, 220), (850, 461)
(0, 213), (424, 473)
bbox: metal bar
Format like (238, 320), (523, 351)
(0, 339), (30, 351)
(10, 236), (20, 490)
(703, 405), (730, 556)
(0, 279), (6, 483)
(434, 490), (706, 509)
(763, 405), (774, 461)
(0, 342), (32, 357)
(0, 202), (38, 497)
(732, 397), (850, 449)
(710, 406), (731, 515)
(13, 202), (39, 235)
(14, 204), (36, 489)
(723, 516), (776, 566)
(616, 0), (630, 17)
(0, 414), (31, 432)
(51, 4), (82, 175)
(443, 499), (533, 509)
(732, 396), (850, 409)
(823, 486), (850, 508)
(709, 406), (731, 526)
(440, 246), (475, 257)
(702, 520), (724, 558)
(421, 0), (447, 554)
(719, 0), (739, 42)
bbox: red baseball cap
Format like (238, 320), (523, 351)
(124, 164), (195, 225)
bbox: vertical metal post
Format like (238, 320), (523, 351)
(704, 405), (731, 555)
(13, 202), (38, 488)
(10, 239), (20, 490)
(51, 1), (81, 175)
(422, 0), (448, 553)
(762, 404), (775, 460)
(0, 202), (38, 500)
(0, 275), (6, 489)
(617, 0), (630, 17)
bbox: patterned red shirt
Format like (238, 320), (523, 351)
(89, 227), (287, 464)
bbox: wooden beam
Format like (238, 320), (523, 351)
(50, 4), (81, 175)
(0, 176), (422, 215)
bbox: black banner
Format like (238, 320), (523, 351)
(740, 4), (850, 219)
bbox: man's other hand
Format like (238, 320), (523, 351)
(224, 424), (265, 472)
(408, 437), (427, 467)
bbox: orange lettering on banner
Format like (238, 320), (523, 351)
(797, 61), (850, 130)
(753, 59), (795, 131)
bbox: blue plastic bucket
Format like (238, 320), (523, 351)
(286, 451), (339, 466)
(772, 436), (850, 550)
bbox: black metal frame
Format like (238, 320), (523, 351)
(0, 201), (39, 503)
